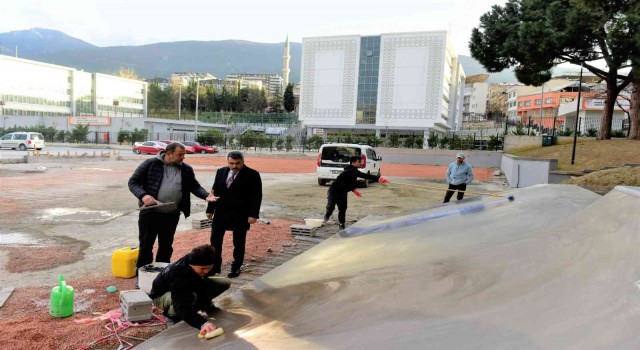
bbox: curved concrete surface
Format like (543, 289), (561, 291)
(139, 185), (640, 349)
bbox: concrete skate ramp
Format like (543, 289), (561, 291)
(139, 185), (640, 349)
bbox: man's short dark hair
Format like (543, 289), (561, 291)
(227, 151), (244, 161)
(189, 244), (216, 266)
(166, 142), (186, 154)
(350, 155), (361, 164)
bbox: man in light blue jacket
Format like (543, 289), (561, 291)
(444, 152), (474, 203)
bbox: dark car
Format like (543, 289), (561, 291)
(182, 141), (218, 154)
(133, 141), (167, 155)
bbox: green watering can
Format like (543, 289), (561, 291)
(49, 275), (74, 318)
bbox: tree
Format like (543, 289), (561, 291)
(283, 83), (295, 113)
(469, 0), (636, 139)
(269, 86), (283, 113)
(245, 88), (268, 113)
(118, 67), (140, 80)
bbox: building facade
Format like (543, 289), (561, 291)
(298, 31), (465, 145)
(226, 74), (283, 97)
(516, 82), (594, 130)
(0, 54), (147, 120)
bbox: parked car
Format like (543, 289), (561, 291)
(182, 141), (218, 154)
(0, 132), (46, 150)
(316, 143), (382, 186)
(133, 141), (167, 155)
(157, 140), (195, 154)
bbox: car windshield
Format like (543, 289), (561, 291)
(31, 133), (44, 140)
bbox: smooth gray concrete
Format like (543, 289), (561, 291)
(138, 185), (640, 349)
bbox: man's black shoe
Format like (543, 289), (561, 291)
(339, 223), (345, 230)
(228, 267), (241, 278)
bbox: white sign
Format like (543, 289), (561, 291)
(68, 116), (111, 126)
(583, 98), (631, 110)
(313, 128), (324, 135)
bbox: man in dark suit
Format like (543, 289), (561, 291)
(206, 151), (262, 278)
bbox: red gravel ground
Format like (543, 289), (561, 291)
(0, 219), (298, 350)
(187, 156), (496, 181)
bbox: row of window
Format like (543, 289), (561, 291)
(1, 94), (71, 107)
(1, 109), (69, 117)
(96, 96), (144, 105)
(518, 97), (556, 107)
(97, 104), (144, 115)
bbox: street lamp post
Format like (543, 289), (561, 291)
(195, 79), (200, 138)
(113, 100), (120, 129)
(571, 63), (584, 165)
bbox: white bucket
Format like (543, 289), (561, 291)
(138, 262), (170, 294)
(304, 218), (324, 227)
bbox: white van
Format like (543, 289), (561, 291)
(316, 143), (382, 186)
(0, 132), (46, 150)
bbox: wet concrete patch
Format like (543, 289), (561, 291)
(38, 207), (124, 223)
(0, 232), (57, 247)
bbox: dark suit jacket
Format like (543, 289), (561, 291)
(206, 165), (262, 231)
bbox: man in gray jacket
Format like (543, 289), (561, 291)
(129, 142), (216, 270)
(444, 152), (474, 203)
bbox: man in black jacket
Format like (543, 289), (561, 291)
(129, 142), (216, 270)
(206, 151), (262, 278)
(150, 244), (230, 335)
(324, 155), (388, 229)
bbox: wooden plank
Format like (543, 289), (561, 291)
(0, 287), (15, 308)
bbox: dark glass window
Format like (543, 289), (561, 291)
(356, 36), (381, 125)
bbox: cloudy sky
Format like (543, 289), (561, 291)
(1, 0), (504, 55)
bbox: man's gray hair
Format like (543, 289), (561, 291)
(227, 150), (244, 160)
(166, 142), (186, 153)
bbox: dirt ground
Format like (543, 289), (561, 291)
(0, 153), (505, 349)
(512, 139), (640, 172)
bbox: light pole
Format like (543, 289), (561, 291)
(113, 100), (120, 129)
(195, 79), (200, 138)
(571, 63), (584, 165)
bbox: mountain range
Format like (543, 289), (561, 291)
(0, 28), (518, 83)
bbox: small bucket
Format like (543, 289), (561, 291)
(138, 262), (170, 294)
(50, 275), (74, 318)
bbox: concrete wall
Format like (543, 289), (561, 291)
(376, 147), (502, 168)
(501, 154), (558, 188)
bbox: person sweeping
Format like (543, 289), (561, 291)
(323, 155), (389, 229)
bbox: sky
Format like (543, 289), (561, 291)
(0, 0), (506, 56)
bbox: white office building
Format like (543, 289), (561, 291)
(0, 54), (147, 122)
(299, 31), (465, 145)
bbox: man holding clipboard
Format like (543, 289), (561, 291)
(129, 142), (217, 275)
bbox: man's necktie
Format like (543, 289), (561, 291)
(226, 172), (236, 188)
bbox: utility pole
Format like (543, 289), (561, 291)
(539, 83), (544, 135)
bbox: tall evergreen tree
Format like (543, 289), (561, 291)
(283, 83), (295, 113)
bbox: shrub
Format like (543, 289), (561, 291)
(584, 128), (598, 137)
(427, 133), (439, 149)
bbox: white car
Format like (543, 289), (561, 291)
(0, 132), (46, 150)
(316, 143), (382, 187)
